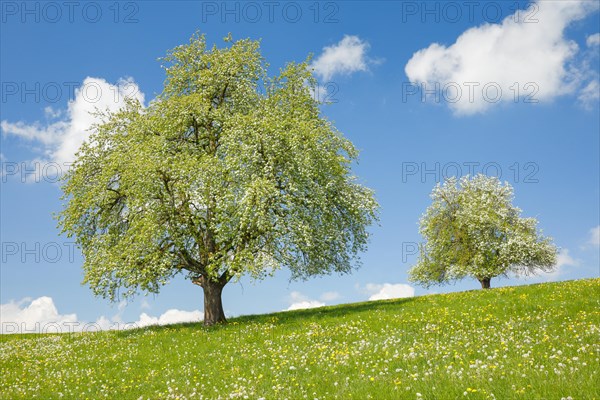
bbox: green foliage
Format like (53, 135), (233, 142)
(409, 175), (557, 288)
(2, 279), (598, 399)
(58, 33), (378, 302)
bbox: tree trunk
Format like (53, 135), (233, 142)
(479, 277), (491, 289)
(202, 280), (226, 326)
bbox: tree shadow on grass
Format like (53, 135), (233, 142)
(244, 296), (418, 324)
(110, 296), (418, 339)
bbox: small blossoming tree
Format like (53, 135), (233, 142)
(409, 175), (557, 289)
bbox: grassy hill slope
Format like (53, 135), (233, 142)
(1, 278), (599, 399)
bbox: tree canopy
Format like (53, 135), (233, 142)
(408, 175), (557, 289)
(58, 33), (379, 325)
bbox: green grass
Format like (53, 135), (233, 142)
(1, 278), (599, 399)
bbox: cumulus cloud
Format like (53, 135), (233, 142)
(405, 0), (600, 115)
(578, 79), (600, 106)
(364, 283), (415, 301)
(134, 309), (203, 328)
(556, 248), (580, 269)
(533, 248), (580, 281)
(0, 297), (77, 334)
(319, 291), (341, 302)
(140, 298), (152, 310)
(311, 35), (371, 81)
(284, 291), (325, 311)
(578, 33), (600, 108)
(587, 33), (600, 47)
(518, 246), (584, 282)
(1, 77), (145, 167)
(0, 296), (202, 334)
(587, 226), (600, 248)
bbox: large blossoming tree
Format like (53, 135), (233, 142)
(409, 175), (556, 289)
(58, 34), (379, 325)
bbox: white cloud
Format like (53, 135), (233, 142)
(534, 248), (580, 281)
(518, 247), (581, 282)
(587, 226), (600, 247)
(587, 33), (600, 47)
(1, 77), (145, 166)
(311, 35), (371, 81)
(364, 283), (415, 301)
(140, 298), (152, 310)
(578, 79), (600, 106)
(319, 291), (341, 302)
(556, 248), (580, 269)
(134, 309), (203, 328)
(0, 296), (202, 334)
(285, 300), (324, 311)
(405, 0), (600, 115)
(284, 291), (325, 311)
(0, 296), (77, 334)
(117, 300), (128, 313)
(44, 106), (63, 119)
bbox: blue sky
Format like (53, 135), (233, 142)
(1, 0), (599, 332)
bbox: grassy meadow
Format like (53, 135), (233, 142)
(1, 278), (599, 399)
